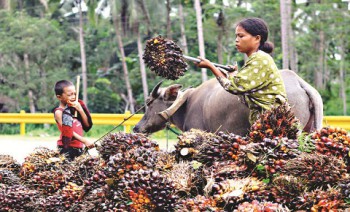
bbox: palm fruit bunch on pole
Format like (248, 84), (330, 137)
(174, 195), (221, 211)
(291, 187), (343, 211)
(97, 132), (159, 161)
(249, 103), (300, 142)
(242, 137), (300, 178)
(283, 153), (347, 189)
(234, 200), (289, 212)
(143, 35), (187, 80)
(0, 184), (40, 211)
(311, 126), (350, 171)
(269, 175), (307, 208)
(204, 177), (270, 211)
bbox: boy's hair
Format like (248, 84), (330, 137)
(55, 80), (73, 95)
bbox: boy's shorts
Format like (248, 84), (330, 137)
(57, 146), (83, 161)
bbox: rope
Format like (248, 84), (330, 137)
(83, 101), (151, 154)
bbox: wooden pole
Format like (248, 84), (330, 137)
(75, 75), (80, 117)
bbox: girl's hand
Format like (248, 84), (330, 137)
(194, 57), (215, 69)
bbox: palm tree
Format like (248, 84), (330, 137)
(194, 0), (207, 81)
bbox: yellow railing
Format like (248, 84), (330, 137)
(0, 110), (349, 135)
(0, 110), (143, 135)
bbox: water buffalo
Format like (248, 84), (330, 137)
(133, 69), (323, 136)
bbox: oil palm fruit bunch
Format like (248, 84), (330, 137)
(69, 154), (106, 186)
(27, 169), (68, 195)
(243, 137), (300, 177)
(0, 184), (39, 211)
(205, 177), (267, 210)
(249, 103), (300, 142)
(311, 127), (350, 170)
(194, 133), (245, 166)
(0, 169), (21, 186)
(174, 195), (221, 212)
(216, 131), (249, 145)
(270, 175), (307, 208)
(143, 35), (187, 80)
(36, 182), (84, 211)
(97, 132), (159, 161)
(284, 153), (347, 189)
(234, 200), (290, 212)
(128, 189), (156, 211)
(20, 147), (66, 178)
(0, 154), (21, 174)
(292, 187), (343, 211)
(337, 177), (350, 200)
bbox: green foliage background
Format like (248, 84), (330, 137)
(0, 0), (349, 136)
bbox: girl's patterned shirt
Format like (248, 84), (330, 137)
(217, 50), (287, 123)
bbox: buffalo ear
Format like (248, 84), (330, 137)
(164, 84), (182, 101)
(151, 81), (163, 98)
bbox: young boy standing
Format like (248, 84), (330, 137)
(53, 80), (94, 160)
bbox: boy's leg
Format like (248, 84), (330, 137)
(159, 89), (191, 120)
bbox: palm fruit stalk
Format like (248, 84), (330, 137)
(207, 161), (250, 182)
(234, 200), (290, 212)
(270, 175), (307, 208)
(0, 154), (21, 174)
(174, 129), (207, 161)
(143, 35), (187, 80)
(292, 187), (344, 211)
(283, 153), (347, 189)
(249, 103), (300, 142)
(163, 161), (197, 197)
(0, 184), (40, 211)
(242, 137), (300, 178)
(174, 195), (222, 212)
(204, 177), (268, 210)
(97, 132), (159, 161)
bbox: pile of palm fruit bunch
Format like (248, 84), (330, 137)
(3, 109), (350, 211)
(143, 35), (188, 80)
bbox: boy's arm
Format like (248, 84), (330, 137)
(54, 110), (63, 128)
(72, 132), (94, 148)
(67, 100), (90, 128)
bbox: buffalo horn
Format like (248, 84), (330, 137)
(151, 81), (163, 98)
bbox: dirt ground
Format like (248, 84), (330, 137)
(0, 135), (176, 164)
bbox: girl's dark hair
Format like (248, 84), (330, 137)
(54, 80), (73, 95)
(237, 18), (274, 54)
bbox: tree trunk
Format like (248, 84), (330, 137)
(137, 0), (151, 34)
(137, 24), (149, 106)
(216, 10), (225, 64)
(38, 0), (49, 12)
(314, 30), (324, 89)
(339, 41), (346, 115)
(178, 3), (188, 55)
(286, 0), (297, 72)
(78, 2), (88, 103)
(166, 0), (172, 39)
(110, 0), (135, 113)
(0, 0), (9, 10)
(194, 0), (207, 82)
(24, 54), (36, 113)
(280, 0), (290, 69)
